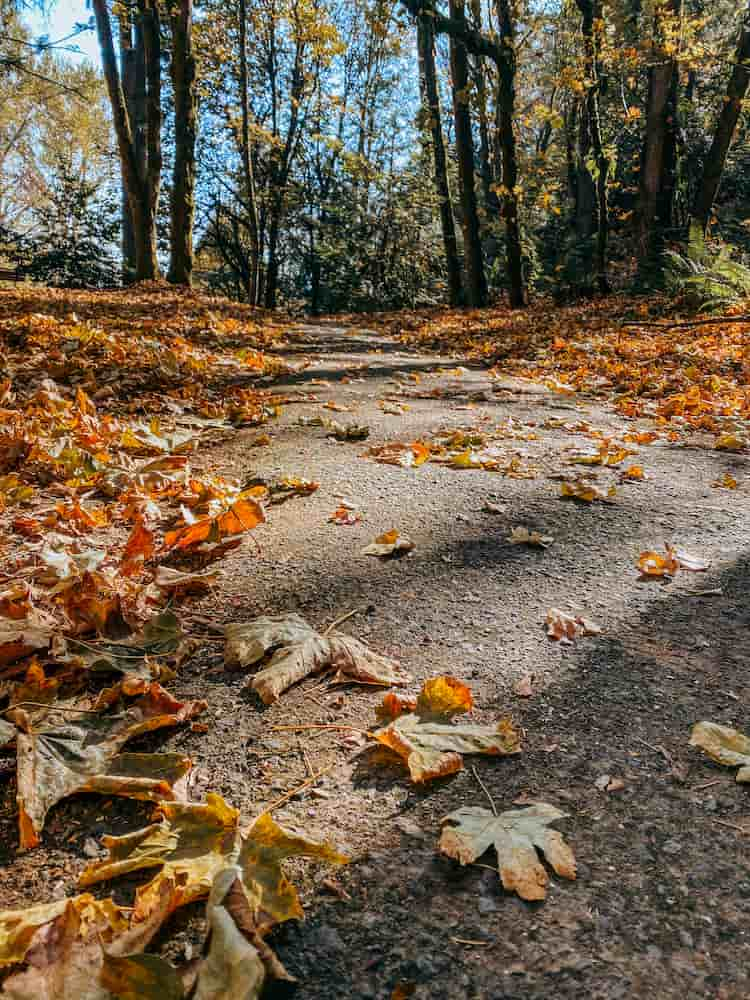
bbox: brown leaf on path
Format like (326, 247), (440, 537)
(560, 480), (616, 503)
(361, 529), (414, 557)
(513, 673), (534, 697)
(365, 441), (430, 468)
(546, 608), (601, 642)
(507, 526), (554, 548)
(712, 472), (738, 489)
(121, 514), (155, 577)
(224, 614), (409, 704)
(164, 496), (264, 551)
(637, 543), (708, 577)
(439, 803), (576, 901)
(329, 505), (361, 525)
(0, 609), (55, 666)
(79, 793), (347, 930)
(373, 676), (519, 783)
(0, 880), (178, 998)
(621, 464), (645, 481)
(153, 565), (219, 598)
(689, 721), (750, 782)
(16, 679), (205, 849)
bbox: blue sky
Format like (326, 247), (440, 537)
(25, 1), (100, 65)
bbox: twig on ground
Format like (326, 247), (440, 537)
(472, 765), (498, 816)
(693, 778), (725, 791)
(258, 744), (373, 818)
(714, 819), (748, 835)
(622, 316), (750, 331)
(271, 723), (369, 735)
(323, 607), (361, 636)
(633, 735), (673, 765)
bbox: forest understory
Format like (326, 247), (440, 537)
(1, 284), (750, 998)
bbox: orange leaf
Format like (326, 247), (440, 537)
(164, 497), (265, 551)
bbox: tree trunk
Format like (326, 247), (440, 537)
(575, 0), (610, 293)
(238, 0), (260, 303)
(168, 0), (197, 286)
(448, 0), (487, 307)
(119, 20), (136, 280)
(417, 11), (463, 306)
(494, 0), (525, 307)
(636, 0), (681, 279)
(93, 0), (160, 281)
(692, 3), (750, 232)
(264, 204), (281, 309)
(140, 0), (162, 279)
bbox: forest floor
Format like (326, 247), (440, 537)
(2, 287), (750, 998)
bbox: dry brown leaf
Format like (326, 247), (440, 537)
(637, 543), (708, 577)
(366, 441), (430, 468)
(79, 794), (347, 929)
(689, 721), (750, 782)
(439, 803), (576, 901)
(16, 680), (205, 849)
(164, 496), (264, 551)
(153, 565), (219, 598)
(560, 481), (615, 503)
(507, 526), (554, 548)
(373, 676), (520, 783)
(224, 614), (409, 703)
(546, 608), (601, 642)
(0, 609), (55, 667)
(361, 529), (414, 557)
(712, 472), (738, 489)
(0, 884), (176, 999)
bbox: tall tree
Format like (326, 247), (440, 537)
(494, 0), (525, 306)
(167, 0), (197, 286)
(447, 0), (487, 307)
(417, 8), (463, 305)
(237, 0), (260, 303)
(636, 0), (681, 278)
(93, 0), (161, 281)
(118, 17), (146, 281)
(692, 1), (750, 232)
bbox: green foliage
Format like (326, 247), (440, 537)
(664, 227), (750, 311)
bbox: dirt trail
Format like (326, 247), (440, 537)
(5, 320), (750, 998)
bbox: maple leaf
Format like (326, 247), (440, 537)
(60, 609), (191, 681)
(120, 513), (155, 577)
(164, 496), (265, 551)
(0, 883), (176, 999)
(153, 565), (219, 598)
(439, 803), (577, 901)
(546, 607), (601, 642)
(79, 794), (347, 929)
(329, 504), (361, 525)
(373, 676), (521, 783)
(15, 679), (205, 849)
(224, 614), (409, 704)
(361, 529), (414, 557)
(690, 722), (750, 782)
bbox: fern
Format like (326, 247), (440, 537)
(664, 230), (750, 312)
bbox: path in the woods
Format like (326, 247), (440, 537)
(11, 321), (750, 998)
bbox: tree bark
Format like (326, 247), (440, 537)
(238, 0), (260, 303)
(93, 0), (160, 281)
(575, 0), (610, 293)
(448, 0), (487, 307)
(140, 0), (162, 279)
(636, 0), (681, 279)
(119, 20), (136, 279)
(168, 0), (197, 286)
(417, 11), (463, 306)
(494, 0), (525, 307)
(692, 2), (750, 232)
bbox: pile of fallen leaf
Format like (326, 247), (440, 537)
(369, 297), (750, 442)
(0, 286), (343, 997)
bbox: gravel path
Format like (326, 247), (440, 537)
(5, 320), (750, 999)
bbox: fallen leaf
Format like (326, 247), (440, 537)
(16, 680), (205, 849)
(621, 464), (645, 481)
(361, 529), (414, 557)
(153, 565), (219, 598)
(712, 472), (738, 489)
(328, 422), (370, 441)
(0, 610), (55, 667)
(224, 614), (409, 704)
(164, 496), (264, 551)
(373, 676), (520, 783)
(715, 432), (746, 452)
(121, 514), (155, 577)
(637, 543), (708, 577)
(329, 505), (361, 526)
(366, 441), (430, 468)
(689, 721), (750, 782)
(513, 673), (534, 697)
(439, 803), (576, 901)
(507, 526), (554, 548)
(560, 481), (616, 502)
(546, 608), (601, 642)
(80, 794), (347, 928)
